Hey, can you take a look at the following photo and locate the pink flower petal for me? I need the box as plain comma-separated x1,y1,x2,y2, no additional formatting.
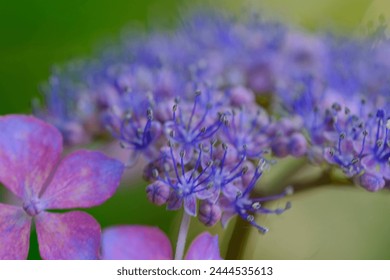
0,115,62,199
41,150,124,209
185,232,222,260
102,226,172,260
35,211,101,260
0,203,32,259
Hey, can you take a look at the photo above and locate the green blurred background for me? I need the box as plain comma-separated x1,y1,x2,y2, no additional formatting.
1,0,390,259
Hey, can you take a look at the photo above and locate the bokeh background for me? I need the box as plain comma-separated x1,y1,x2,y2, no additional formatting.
1,0,390,259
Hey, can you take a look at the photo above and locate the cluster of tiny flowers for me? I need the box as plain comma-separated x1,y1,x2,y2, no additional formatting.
36,10,390,232
276,23,390,191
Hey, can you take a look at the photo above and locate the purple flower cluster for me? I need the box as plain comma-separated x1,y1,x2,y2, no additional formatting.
36,10,390,239
277,32,390,191
36,11,299,232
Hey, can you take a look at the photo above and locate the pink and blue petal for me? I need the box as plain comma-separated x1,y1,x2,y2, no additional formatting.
185,232,222,260
40,150,124,209
35,211,101,260
0,203,32,260
0,115,62,199
102,226,172,260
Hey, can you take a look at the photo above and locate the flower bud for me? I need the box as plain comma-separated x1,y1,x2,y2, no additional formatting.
359,173,385,192
198,202,222,227
288,133,307,157
146,181,170,205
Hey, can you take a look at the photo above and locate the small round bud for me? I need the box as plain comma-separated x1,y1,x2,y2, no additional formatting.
146,181,170,206
229,86,255,106
288,133,307,157
199,202,222,227
62,122,89,146
271,138,289,158
359,173,385,192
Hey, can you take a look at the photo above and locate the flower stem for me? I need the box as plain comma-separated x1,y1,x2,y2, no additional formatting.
175,212,191,260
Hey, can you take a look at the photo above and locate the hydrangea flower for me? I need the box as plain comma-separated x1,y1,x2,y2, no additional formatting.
0,115,124,259
32,10,390,263
101,225,221,260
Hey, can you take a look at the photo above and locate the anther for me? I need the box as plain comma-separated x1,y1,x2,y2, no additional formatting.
285,186,294,196
147,108,153,120
246,215,255,222
351,158,359,164
124,111,132,121
152,169,159,178
222,143,228,151
332,103,341,112
260,228,269,234
163,163,170,172
252,202,261,209
376,109,385,119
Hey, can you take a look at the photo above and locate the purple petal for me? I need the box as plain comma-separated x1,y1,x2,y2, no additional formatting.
41,150,124,209
0,203,32,259
35,211,101,260
167,191,183,211
0,115,62,199
102,226,172,260
184,195,197,216
185,232,222,260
